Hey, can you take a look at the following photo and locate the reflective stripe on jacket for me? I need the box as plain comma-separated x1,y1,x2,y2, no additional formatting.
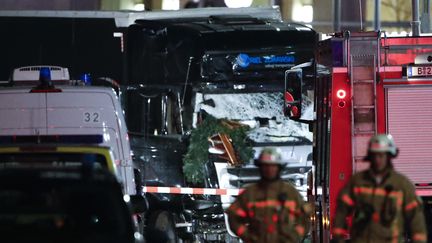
333,169,427,243
226,180,310,243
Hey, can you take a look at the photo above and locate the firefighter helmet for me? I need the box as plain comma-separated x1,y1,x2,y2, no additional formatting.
367,134,398,157
255,148,286,166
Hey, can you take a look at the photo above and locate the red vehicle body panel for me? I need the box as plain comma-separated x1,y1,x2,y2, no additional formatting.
322,35,432,239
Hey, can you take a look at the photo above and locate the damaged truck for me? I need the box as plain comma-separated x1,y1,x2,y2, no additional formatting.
122,8,317,242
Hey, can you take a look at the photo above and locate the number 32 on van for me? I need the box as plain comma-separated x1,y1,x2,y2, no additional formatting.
84,112,100,123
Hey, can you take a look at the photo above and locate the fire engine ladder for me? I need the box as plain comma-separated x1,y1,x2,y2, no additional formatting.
348,33,380,172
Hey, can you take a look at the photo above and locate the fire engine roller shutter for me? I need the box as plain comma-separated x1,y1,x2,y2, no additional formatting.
387,86,432,184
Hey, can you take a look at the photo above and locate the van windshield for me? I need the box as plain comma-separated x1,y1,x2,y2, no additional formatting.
0,153,108,170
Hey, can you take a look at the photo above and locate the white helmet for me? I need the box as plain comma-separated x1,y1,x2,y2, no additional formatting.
254,148,286,166
367,134,398,158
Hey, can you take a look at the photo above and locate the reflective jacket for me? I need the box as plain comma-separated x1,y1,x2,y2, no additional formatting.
333,168,427,243
226,179,310,243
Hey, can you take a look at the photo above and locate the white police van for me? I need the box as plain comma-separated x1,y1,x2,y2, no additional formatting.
0,66,136,195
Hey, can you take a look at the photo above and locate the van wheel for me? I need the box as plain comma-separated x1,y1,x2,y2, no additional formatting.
147,210,178,243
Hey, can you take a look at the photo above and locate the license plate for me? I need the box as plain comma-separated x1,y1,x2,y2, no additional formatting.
408,66,432,77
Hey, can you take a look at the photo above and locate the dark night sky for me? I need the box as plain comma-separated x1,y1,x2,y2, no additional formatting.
0,17,124,82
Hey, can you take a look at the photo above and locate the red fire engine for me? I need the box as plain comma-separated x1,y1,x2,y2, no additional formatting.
285,31,432,242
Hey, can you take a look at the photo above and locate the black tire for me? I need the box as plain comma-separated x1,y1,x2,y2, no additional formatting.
147,210,178,243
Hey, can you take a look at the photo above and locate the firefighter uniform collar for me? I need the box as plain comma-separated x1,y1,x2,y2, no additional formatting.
364,168,393,186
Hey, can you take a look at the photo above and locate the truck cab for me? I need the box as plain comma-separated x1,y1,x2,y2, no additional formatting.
124,9,317,241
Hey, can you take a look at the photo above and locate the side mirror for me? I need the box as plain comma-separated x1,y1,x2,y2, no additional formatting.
284,69,303,119
129,195,148,214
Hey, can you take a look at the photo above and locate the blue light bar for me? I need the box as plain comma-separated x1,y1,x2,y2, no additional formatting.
31,67,61,93
80,73,92,86
39,67,51,82
0,135,103,145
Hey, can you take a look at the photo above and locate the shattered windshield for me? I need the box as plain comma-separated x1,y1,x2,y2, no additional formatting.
194,92,313,144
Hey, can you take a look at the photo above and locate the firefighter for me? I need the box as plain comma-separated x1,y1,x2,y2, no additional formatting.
333,134,427,243
226,148,310,243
